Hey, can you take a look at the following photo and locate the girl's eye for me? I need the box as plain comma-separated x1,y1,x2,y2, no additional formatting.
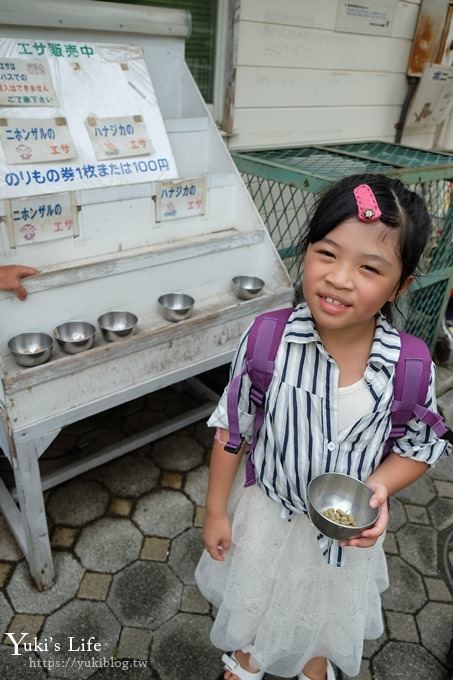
362,265,379,274
318,249,335,258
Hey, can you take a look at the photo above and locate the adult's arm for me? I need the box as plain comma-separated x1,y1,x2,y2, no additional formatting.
0,265,38,300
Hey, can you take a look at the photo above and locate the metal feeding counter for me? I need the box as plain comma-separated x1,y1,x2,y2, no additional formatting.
0,0,292,588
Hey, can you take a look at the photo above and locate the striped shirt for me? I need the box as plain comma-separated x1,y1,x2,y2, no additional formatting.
208,302,450,566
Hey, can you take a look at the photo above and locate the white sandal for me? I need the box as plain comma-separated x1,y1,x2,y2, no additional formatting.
299,659,336,680
221,652,264,680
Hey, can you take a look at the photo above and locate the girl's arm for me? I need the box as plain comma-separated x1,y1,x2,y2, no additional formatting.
340,453,428,549
342,362,450,549
368,452,429,496
203,428,246,561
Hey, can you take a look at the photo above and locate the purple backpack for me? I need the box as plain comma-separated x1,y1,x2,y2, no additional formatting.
225,307,450,486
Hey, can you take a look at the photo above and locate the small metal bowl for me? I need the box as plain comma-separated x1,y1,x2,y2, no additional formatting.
232,276,265,300
54,321,96,354
8,332,53,368
97,311,138,342
307,472,379,541
158,293,194,322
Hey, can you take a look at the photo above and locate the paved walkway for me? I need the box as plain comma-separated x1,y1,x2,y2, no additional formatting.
0,363,452,680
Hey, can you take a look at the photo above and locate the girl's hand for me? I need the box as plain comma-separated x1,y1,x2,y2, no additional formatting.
203,511,232,561
339,481,389,549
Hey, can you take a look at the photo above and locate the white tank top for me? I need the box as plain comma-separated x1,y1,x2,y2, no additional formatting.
338,378,374,431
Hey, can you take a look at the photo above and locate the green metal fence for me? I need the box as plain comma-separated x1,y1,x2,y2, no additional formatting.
233,142,453,350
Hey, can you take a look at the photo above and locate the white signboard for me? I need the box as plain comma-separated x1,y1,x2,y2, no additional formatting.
0,39,177,198
406,65,453,128
0,57,58,107
336,0,397,36
0,116,75,164
85,114,153,160
155,177,207,222
7,191,78,246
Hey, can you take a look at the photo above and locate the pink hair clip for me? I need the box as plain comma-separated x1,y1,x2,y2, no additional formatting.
353,184,382,222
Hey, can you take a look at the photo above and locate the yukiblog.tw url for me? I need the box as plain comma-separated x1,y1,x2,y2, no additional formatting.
29,656,149,671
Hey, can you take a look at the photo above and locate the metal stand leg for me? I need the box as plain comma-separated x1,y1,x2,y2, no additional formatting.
9,435,58,590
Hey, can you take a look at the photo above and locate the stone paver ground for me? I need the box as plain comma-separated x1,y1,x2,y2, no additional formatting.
0,363,452,680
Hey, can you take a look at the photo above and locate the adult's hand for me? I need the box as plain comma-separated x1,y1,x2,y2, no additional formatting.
0,265,38,300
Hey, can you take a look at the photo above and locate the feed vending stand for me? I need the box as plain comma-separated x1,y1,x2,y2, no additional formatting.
0,0,292,589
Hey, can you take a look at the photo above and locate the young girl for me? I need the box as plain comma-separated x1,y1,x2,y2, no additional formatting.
195,174,451,680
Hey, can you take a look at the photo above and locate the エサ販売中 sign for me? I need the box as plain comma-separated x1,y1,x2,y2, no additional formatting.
0,38,177,198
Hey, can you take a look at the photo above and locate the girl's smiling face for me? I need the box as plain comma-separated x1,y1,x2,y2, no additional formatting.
302,217,405,339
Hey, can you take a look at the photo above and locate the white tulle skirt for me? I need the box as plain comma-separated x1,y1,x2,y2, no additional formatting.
195,475,388,678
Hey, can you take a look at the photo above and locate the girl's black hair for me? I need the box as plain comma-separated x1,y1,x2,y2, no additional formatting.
299,173,432,321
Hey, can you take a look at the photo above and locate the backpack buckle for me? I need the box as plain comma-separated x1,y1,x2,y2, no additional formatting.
224,438,243,454
250,386,265,407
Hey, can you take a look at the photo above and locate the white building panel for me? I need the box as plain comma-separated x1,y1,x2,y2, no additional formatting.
228,0,438,150
229,105,402,150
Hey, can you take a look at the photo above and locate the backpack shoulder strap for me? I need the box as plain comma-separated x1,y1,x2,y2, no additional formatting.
246,307,294,406
389,331,447,443
225,307,293,454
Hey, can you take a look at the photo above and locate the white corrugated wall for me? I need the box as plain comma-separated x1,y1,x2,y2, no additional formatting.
226,0,442,150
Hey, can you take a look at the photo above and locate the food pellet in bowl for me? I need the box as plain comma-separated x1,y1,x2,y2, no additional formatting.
322,507,357,526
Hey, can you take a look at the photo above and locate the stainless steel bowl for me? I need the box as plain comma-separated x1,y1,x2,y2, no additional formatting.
8,332,53,367
97,311,138,342
307,472,379,541
54,321,96,354
232,275,265,300
158,293,194,322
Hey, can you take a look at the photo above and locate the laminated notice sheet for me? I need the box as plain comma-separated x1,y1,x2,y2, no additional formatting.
0,38,177,198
